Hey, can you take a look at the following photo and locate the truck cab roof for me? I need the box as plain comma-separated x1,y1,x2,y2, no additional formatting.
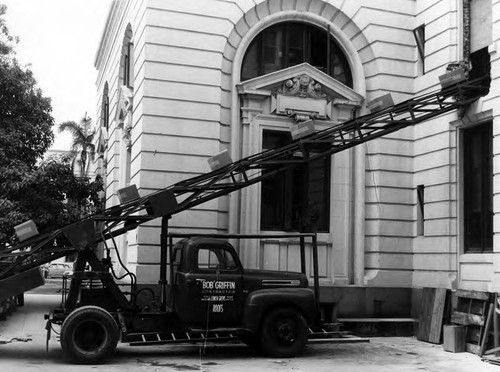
173,237,243,274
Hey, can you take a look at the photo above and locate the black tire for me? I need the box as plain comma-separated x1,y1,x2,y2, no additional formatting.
260,307,308,358
60,305,119,364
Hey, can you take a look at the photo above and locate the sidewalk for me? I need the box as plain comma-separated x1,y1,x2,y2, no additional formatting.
0,293,68,369
0,293,499,371
0,293,60,342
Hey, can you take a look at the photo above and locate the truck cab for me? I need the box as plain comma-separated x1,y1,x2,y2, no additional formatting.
171,237,319,356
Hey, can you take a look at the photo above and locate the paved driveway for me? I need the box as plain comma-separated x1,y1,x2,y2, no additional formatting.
0,294,498,372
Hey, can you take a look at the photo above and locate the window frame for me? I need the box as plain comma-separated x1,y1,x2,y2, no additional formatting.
463,122,493,253
260,129,331,232
101,83,109,130
194,245,240,273
416,185,425,236
413,24,425,76
241,21,352,87
123,41,133,88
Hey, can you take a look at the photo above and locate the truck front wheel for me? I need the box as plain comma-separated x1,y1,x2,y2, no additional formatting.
260,307,307,358
60,305,119,364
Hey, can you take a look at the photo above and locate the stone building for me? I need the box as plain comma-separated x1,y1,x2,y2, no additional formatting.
93,0,496,317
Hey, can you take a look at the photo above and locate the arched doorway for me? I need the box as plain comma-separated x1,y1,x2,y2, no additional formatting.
233,19,364,285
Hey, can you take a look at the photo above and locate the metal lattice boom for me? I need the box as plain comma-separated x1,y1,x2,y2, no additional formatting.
0,76,489,282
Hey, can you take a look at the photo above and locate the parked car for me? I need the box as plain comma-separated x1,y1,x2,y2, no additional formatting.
45,263,73,278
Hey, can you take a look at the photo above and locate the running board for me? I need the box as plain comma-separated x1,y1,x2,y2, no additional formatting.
125,330,240,346
125,324,369,347
308,334,370,344
308,323,369,343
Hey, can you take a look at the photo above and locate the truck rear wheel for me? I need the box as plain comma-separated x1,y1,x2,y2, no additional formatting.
60,305,119,364
260,307,307,358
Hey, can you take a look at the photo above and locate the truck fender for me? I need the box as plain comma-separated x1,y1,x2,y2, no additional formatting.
242,287,316,333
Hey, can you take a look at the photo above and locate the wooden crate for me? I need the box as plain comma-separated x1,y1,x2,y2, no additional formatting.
450,289,491,354
443,325,466,352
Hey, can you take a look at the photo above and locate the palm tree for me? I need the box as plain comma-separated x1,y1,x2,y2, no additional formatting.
58,113,96,177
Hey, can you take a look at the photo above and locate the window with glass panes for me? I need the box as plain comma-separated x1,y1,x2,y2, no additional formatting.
463,122,493,253
101,83,109,130
260,130,330,232
241,22,352,87
123,42,133,88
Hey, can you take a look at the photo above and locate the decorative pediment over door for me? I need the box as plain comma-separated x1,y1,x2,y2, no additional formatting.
237,63,364,123
234,64,363,285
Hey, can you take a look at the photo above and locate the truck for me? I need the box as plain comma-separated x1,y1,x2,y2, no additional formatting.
0,68,489,364
51,232,325,363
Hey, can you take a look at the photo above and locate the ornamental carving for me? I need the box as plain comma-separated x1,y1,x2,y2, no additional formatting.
116,85,134,149
279,74,327,99
116,85,134,127
123,122,132,149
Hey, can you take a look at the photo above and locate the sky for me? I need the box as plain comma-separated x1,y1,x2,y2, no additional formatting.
2,0,113,150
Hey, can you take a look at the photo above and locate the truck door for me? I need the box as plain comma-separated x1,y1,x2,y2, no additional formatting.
176,242,243,327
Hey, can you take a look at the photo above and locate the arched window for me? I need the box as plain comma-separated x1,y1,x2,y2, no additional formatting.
120,25,134,88
101,82,109,130
241,22,352,87
123,40,133,88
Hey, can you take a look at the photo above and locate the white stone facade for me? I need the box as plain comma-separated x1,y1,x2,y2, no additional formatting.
93,0,499,294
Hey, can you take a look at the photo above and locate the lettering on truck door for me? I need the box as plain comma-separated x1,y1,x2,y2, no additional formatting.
185,243,243,326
